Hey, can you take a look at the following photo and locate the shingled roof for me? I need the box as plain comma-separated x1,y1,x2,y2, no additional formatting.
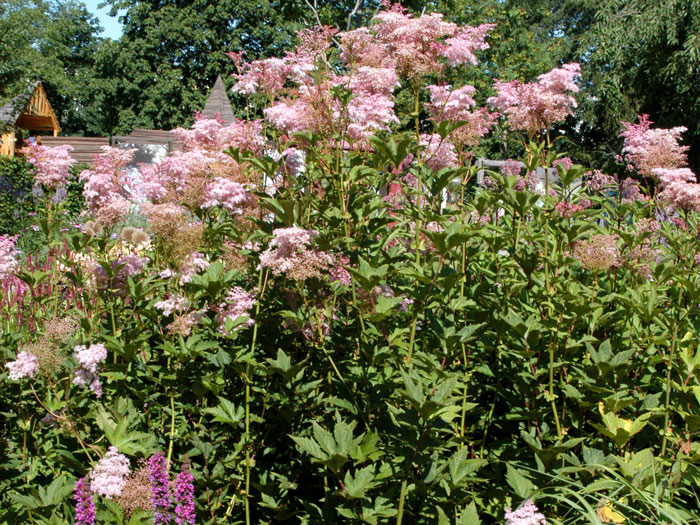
0,82,38,124
201,75,236,124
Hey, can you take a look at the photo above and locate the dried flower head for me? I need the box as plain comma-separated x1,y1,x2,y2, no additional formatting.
44,316,79,344
116,463,153,520
573,234,620,272
144,203,204,268
25,340,66,376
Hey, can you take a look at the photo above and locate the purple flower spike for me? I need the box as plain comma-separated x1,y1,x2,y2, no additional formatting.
148,452,172,524
174,463,196,525
73,477,95,525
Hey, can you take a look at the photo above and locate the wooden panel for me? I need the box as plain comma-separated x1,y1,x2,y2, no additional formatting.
0,132,16,156
16,114,56,132
20,83,60,134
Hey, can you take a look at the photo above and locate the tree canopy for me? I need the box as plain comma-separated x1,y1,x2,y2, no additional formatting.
2,0,698,168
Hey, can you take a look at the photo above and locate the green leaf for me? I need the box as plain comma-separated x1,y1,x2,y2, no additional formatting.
457,501,481,525
506,464,536,499
201,397,245,427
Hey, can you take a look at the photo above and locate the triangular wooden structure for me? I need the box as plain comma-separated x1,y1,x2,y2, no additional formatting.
1,81,61,156
201,75,236,124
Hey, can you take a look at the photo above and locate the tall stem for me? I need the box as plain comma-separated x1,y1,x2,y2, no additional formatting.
244,268,265,525
661,309,681,456
166,391,175,468
548,312,565,440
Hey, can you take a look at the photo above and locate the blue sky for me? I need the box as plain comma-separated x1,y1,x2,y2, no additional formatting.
82,0,124,40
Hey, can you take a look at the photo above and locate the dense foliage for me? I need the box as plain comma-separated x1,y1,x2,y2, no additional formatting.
4,0,700,169
0,0,105,135
2,3,700,524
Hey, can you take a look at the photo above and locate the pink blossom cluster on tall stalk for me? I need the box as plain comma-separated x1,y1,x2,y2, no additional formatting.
488,63,581,137
232,3,494,149
0,234,19,279
24,143,75,189
425,84,497,151
619,114,688,177
620,115,699,212
79,146,136,227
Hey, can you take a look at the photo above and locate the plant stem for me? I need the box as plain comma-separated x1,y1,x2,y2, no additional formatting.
244,267,265,525
549,311,565,440
661,322,680,456
396,480,408,525
167,391,175,468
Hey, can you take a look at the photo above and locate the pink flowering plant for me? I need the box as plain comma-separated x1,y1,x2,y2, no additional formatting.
3,3,700,524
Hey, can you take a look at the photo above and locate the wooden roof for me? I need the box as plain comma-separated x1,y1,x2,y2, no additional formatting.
113,128,183,152
201,75,236,124
0,82,60,134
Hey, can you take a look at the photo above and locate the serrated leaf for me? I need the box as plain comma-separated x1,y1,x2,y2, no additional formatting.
506,464,536,498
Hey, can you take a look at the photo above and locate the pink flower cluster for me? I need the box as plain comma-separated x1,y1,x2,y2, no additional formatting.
420,134,459,171
620,178,647,204
504,499,548,525
555,199,590,218
24,143,75,189
6,350,39,381
232,56,290,96
73,343,107,397
259,227,331,280
149,451,172,524
264,76,400,143
370,3,493,76
218,286,256,335
0,234,19,279
443,23,496,66
426,84,476,119
552,157,573,171
619,114,688,177
657,177,700,212
174,467,196,525
80,146,135,224
138,157,190,203
329,254,352,286
90,446,131,499
231,26,335,97
501,159,522,177
584,170,616,193
488,63,581,136
425,85,496,149
172,114,265,154
244,3,492,146
618,116,699,211
154,295,188,316
201,177,249,213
